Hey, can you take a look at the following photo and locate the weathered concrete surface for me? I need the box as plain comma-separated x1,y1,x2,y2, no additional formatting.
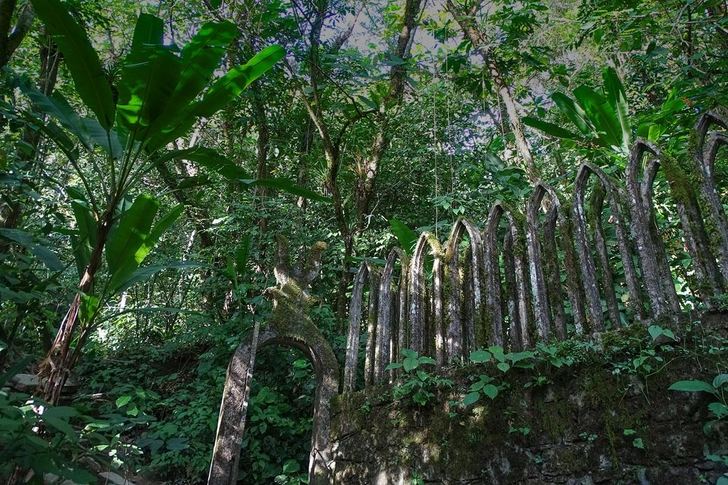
331,321,728,484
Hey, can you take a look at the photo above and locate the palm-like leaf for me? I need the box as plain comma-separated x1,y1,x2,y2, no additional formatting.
30,0,115,130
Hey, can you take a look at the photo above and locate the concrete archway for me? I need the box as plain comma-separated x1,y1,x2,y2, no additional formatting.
208,240,339,485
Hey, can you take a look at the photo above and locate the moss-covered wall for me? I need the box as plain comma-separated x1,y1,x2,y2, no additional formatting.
330,316,728,484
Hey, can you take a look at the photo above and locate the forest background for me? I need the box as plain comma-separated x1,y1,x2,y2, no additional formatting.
0,0,727,483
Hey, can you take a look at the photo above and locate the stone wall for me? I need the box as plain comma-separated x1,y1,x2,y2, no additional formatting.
330,320,728,484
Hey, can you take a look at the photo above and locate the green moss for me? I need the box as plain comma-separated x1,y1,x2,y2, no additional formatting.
603,410,620,469
534,392,569,441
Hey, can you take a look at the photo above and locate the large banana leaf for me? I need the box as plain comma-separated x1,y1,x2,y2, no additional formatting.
153,147,332,202
116,45,182,140
389,219,418,255
106,199,184,293
145,45,285,152
131,12,164,50
105,195,159,292
602,67,631,150
193,45,285,118
30,0,115,130
154,146,248,179
67,187,98,276
551,92,592,136
522,116,580,140
106,198,184,293
573,86,621,149
84,119,123,158
169,22,238,111
136,204,184,272
143,21,237,145
19,83,93,150
0,228,63,271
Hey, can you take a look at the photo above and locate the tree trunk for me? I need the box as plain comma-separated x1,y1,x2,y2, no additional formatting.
0,0,33,67
38,205,115,404
446,0,539,182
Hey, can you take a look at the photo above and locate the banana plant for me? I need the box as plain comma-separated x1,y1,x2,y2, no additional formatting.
523,67,631,155
23,0,290,404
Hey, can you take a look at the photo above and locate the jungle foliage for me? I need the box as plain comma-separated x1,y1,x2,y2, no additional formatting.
0,0,727,483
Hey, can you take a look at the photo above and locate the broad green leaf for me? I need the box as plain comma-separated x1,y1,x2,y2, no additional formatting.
165,437,189,451
154,148,329,201
282,458,300,474
648,324,663,341
29,243,64,271
483,384,499,400
108,202,182,293
403,356,419,372
385,362,403,370
573,85,621,149
42,120,79,160
20,83,93,150
59,467,95,485
419,356,437,366
71,200,97,259
470,349,492,363
713,374,728,389
497,362,510,373
149,21,238,137
117,45,182,140
84,119,123,159
115,395,132,407
156,146,249,179
69,191,96,276
30,0,115,130
118,14,177,140
0,229,63,271
389,219,418,255
506,351,534,363
79,293,100,325
235,237,251,278
44,406,79,418
668,380,715,393
358,95,378,110
489,346,505,362
463,391,480,406
523,116,581,140
43,415,77,440
131,13,163,51
470,381,485,392
193,44,285,118
551,92,591,135
709,402,728,419
602,67,631,150
135,204,183,267
105,195,160,290
402,348,418,358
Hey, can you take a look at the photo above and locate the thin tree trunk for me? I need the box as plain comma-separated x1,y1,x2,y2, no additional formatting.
299,0,423,325
0,0,33,67
38,203,116,404
446,0,539,182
